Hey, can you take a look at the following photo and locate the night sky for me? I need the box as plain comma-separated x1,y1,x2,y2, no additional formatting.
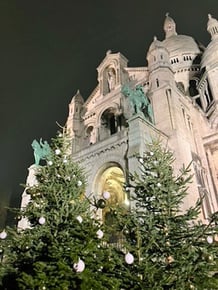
0,0,218,226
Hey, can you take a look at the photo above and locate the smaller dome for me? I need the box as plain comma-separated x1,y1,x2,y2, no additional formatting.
162,35,201,56
201,14,218,68
148,36,163,52
71,89,84,103
207,14,218,40
201,40,218,69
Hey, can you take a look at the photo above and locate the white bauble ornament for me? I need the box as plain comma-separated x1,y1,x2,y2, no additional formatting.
207,236,213,244
76,215,83,223
151,172,158,177
96,229,104,239
73,258,85,273
207,255,213,262
55,149,61,155
0,230,7,240
139,158,143,163
77,180,82,187
125,252,134,264
102,191,110,200
150,151,154,156
39,217,46,225
47,161,53,166
157,183,161,187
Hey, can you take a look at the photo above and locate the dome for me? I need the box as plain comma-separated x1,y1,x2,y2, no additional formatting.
162,14,201,57
201,40,218,68
207,14,218,37
201,14,218,68
162,35,201,56
148,36,164,52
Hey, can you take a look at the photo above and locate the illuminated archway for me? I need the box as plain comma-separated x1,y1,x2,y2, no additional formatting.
94,164,129,218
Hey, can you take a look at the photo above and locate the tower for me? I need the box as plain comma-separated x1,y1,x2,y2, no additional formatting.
66,90,84,152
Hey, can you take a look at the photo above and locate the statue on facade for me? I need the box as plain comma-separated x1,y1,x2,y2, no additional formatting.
31,138,51,165
121,84,154,123
107,67,116,91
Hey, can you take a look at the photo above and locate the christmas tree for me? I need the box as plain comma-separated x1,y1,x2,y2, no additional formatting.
0,132,127,290
1,135,218,289
114,139,218,289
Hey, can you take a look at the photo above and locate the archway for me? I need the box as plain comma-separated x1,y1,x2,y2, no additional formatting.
100,108,118,140
95,164,129,243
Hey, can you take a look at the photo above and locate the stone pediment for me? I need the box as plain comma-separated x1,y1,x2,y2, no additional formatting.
97,50,128,73
85,84,100,107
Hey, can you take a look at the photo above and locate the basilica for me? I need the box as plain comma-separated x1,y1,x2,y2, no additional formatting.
65,14,218,220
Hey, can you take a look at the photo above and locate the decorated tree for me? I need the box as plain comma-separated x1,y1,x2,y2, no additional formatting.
0,132,129,290
113,139,218,289
1,134,218,290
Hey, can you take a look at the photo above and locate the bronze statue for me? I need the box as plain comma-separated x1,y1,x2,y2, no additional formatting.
31,138,51,165
121,84,154,123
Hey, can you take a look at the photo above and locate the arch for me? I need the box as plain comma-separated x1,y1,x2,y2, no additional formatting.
84,125,96,145
189,79,198,97
97,102,120,124
98,106,120,140
93,162,129,217
93,163,129,243
99,60,119,95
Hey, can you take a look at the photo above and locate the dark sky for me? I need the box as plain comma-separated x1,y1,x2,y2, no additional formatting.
0,0,218,226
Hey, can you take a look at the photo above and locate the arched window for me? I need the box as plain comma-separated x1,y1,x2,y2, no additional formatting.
189,79,198,97
100,108,118,140
86,126,95,145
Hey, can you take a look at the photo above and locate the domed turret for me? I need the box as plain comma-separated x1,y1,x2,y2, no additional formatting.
163,14,201,56
201,14,218,69
207,14,218,40
161,14,203,93
148,36,163,52
147,36,171,69
66,89,84,137
146,36,174,90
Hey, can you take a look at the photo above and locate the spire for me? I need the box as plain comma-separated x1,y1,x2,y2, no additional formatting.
163,13,177,39
207,13,218,40
70,89,84,104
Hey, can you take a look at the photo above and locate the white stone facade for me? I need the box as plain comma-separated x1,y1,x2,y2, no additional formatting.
65,14,218,220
